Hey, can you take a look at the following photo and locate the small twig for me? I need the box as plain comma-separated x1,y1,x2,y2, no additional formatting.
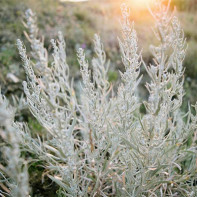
0,183,10,194
89,129,94,152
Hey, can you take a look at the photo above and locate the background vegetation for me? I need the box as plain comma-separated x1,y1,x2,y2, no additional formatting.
1,0,197,104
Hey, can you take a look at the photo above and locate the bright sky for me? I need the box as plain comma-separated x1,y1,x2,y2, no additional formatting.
60,0,88,2
130,0,154,8
59,0,155,10
60,0,154,8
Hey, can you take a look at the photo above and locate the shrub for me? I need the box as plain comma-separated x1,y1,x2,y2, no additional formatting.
0,0,197,196
0,89,29,197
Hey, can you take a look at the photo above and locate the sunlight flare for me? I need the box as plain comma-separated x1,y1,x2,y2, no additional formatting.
130,0,154,8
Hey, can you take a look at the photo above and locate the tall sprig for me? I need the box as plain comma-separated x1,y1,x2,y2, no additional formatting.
18,9,82,195
115,3,142,132
0,91,29,197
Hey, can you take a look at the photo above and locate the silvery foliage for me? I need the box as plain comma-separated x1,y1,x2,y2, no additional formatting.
1,0,196,196
115,1,197,196
0,90,29,197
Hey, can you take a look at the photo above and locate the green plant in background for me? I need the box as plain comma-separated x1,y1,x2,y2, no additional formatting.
1,0,197,105
171,0,197,11
0,0,197,196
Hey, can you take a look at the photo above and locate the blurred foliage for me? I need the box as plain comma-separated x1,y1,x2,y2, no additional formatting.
28,161,58,197
0,0,196,108
0,0,197,131
108,71,118,82
185,41,197,79
171,0,197,11
28,117,45,136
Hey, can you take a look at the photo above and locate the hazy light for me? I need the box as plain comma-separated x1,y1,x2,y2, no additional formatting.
60,0,89,2
130,0,153,8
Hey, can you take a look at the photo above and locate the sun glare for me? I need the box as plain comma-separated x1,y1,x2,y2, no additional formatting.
130,0,153,8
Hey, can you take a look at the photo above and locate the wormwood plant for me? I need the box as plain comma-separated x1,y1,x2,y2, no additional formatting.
0,0,197,196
